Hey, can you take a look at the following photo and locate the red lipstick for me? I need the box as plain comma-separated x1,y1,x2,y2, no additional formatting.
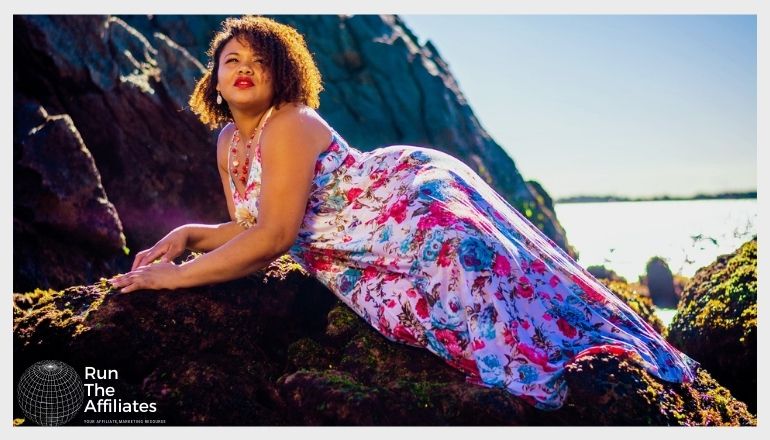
234,76,254,88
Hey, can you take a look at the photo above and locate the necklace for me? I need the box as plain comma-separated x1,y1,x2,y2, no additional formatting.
230,106,274,186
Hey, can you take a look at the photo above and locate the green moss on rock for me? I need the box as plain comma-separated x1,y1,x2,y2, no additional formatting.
558,352,755,426
12,248,758,426
667,237,756,413
286,337,334,371
277,369,383,425
13,285,109,344
325,303,365,341
259,254,308,280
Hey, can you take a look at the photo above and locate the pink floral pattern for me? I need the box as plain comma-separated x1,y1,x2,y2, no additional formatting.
230,129,699,410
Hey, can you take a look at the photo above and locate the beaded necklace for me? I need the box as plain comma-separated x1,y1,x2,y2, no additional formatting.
230,106,274,187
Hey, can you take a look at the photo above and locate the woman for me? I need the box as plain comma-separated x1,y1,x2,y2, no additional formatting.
110,16,699,410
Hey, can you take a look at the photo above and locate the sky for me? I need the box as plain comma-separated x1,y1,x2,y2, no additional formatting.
400,15,757,200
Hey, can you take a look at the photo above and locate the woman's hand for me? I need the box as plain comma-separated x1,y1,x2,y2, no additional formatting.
109,262,181,293
131,227,189,270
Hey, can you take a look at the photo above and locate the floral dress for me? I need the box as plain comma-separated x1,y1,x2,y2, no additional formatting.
230,127,699,410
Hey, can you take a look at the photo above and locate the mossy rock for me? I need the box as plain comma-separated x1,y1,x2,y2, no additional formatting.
277,369,384,425
286,337,335,371
325,303,366,342
552,352,755,426
13,254,757,425
667,237,756,413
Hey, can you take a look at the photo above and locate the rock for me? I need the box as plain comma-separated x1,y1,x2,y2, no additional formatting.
13,257,336,426
586,265,627,283
14,15,227,292
14,15,226,281
13,217,129,294
13,259,755,426
141,356,284,425
278,369,385,425
15,105,125,252
667,238,757,413
644,257,678,308
120,15,229,64
149,32,208,113
555,352,755,426
14,96,128,291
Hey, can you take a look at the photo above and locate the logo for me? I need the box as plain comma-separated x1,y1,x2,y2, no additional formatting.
17,360,84,426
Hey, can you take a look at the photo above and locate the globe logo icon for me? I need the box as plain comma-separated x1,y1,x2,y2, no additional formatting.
17,360,84,426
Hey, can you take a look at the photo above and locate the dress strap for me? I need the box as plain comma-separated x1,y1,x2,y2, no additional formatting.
256,106,274,144
255,106,274,161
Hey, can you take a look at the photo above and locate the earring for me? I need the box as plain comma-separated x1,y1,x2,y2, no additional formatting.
216,92,223,105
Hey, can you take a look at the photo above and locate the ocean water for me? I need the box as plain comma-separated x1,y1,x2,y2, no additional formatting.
553,199,756,282
553,199,756,327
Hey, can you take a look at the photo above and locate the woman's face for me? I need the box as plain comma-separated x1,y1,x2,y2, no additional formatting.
216,37,274,111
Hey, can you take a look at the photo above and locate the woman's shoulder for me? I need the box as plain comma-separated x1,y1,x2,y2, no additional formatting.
218,122,237,143
216,122,236,166
265,103,333,154
270,102,326,127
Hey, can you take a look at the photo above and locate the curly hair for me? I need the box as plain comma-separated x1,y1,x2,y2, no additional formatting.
189,16,323,129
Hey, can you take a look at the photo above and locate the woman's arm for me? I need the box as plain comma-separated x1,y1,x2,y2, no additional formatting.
217,122,238,221
131,222,243,270
183,221,246,253
111,106,330,292
175,223,293,288
175,109,322,287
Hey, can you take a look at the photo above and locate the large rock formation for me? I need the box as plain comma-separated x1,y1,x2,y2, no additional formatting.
14,15,222,292
14,95,129,289
667,237,757,413
13,257,755,426
14,14,573,292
